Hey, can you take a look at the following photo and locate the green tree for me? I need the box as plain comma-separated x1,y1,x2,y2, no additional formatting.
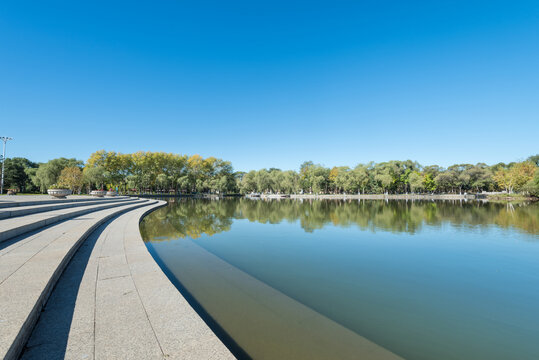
527,154,539,167
524,168,539,196
423,173,437,192
2,157,38,193
332,167,350,193
465,164,493,192
83,166,106,191
408,172,424,193
508,161,537,192
435,171,457,193
299,161,315,193
240,171,257,193
32,158,83,193
352,164,371,194
255,169,270,193
156,173,168,190
374,163,393,193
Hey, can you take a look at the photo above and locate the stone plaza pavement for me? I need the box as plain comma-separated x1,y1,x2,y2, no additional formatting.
0,195,234,360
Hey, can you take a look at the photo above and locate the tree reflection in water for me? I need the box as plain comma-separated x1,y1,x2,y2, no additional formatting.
140,198,538,242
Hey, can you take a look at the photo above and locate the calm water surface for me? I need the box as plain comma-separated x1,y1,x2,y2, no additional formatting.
140,199,539,360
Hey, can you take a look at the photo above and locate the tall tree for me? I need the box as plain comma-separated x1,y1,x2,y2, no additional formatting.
527,154,539,167
2,157,38,193
32,158,83,192
58,166,84,193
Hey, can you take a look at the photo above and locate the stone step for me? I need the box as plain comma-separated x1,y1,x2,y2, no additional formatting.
0,198,140,244
0,199,159,360
0,195,131,209
0,198,149,283
21,201,235,360
0,197,134,220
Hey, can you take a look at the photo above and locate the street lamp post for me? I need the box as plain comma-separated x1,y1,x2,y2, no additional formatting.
1,136,13,195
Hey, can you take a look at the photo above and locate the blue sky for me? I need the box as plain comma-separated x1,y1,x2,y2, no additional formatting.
1,1,538,171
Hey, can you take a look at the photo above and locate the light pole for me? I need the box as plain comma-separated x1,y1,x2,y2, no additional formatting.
1,136,13,195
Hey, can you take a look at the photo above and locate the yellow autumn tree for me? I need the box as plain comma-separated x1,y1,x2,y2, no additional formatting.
509,162,537,192
58,166,84,194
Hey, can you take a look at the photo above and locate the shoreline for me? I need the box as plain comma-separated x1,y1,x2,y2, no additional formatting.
255,194,538,202
287,194,481,200
135,193,538,202
4,193,532,203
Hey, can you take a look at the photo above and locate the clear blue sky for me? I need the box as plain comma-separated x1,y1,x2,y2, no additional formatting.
1,1,538,172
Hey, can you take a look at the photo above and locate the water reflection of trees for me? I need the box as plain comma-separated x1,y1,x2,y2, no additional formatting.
140,199,538,241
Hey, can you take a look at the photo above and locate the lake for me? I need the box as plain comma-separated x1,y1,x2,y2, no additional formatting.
140,198,539,360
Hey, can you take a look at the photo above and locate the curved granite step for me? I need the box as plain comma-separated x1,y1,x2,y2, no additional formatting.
0,197,139,244
0,199,158,360
21,201,235,360
0,197,134,220
0,195,130,209
0,199,150,284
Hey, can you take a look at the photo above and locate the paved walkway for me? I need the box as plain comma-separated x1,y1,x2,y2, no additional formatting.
22,204,234,359
0,197,233,359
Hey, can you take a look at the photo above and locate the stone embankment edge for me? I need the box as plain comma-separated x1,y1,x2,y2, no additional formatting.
5,200,155,360
136,200,168,226
133,201,236,359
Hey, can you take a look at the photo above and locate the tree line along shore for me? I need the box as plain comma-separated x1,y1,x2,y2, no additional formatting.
1,150,538,198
